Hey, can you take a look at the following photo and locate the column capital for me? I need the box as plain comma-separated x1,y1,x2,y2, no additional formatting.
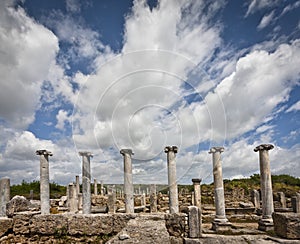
209,147,224,154
79,151,93,157
36,150,53,156
120,149,134,156
164,146,178,153
254,144,274,152
192,178,202,184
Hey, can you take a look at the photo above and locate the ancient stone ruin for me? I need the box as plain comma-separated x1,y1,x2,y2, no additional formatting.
0,144,299,243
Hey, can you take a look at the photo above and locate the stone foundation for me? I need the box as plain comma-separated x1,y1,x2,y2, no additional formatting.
273,212,300,239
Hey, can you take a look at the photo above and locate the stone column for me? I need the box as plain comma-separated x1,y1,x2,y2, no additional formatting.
108,186,116,213
277,192,286,208
150,184,157,213
192,178,202,209
209,147,230,231
75,175,80,195
251,189,260,209
188,206,202,238
79,151,93,214
0,177,10,217
94,179,98,195
68,183,78,213
164,146,179,214
254,144,274,231
36,150,52,215
120,149,134,213
100,180,103,196
291,193,300,213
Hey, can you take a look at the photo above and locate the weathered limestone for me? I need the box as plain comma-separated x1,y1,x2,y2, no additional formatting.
79,151,93,214
120,149,134,213
254,144,274,231
150,184,157,213
164,146,179,214
6,195,30,217
68,183,78,213
209,147,231,231
100,180,104,196
192,178,202,209
94,179,98,195
188,206,202,238
273,212,300,239
251,189,260,209
141,193,146,207
36,150,53,215
277,192,286,208
0,178,10,217
291,193,300,213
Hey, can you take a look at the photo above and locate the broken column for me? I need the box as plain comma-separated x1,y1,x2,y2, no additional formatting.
188,206,202,238
291,193,300,213
277,192,286,208
107,186,116,213
75,175,80,195
251,189,260,209
0,177,10,217
120,149,134,213
94,179,98,195
192,178,202,209
209,147,230,231
79,151,92,214
36,150,53,215
68,183,78,213
164,146,179,213
254,144,274,231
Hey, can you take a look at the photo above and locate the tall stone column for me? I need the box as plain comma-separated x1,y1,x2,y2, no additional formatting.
0,177,10,217
120,149,134,213
209,147,230,231
192,178,202,209
165,146,179,214
68,183,78,213
36,150,52,215
254,144,274,231
79,152,92,214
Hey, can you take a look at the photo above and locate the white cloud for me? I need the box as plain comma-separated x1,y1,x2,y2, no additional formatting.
55,109,71,130
280,1,300,16
0,2,59,129
257,11,275,30
245,0,279,16
66,0,81,13
286,100,300,113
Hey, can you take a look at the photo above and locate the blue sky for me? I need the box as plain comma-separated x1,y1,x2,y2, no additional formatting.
0,0,299,185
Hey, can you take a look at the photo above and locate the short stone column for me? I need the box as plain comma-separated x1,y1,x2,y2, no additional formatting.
120,149,134,213
0,177,10,217
291,193,300,213
94,179,98,195
108,186,116,213
192,178,202,209
209,147,230,231
188,206,202,238
165,146,179,214
251,189,260,209
75,175,80,195
141,192,146,207
277,192,286,208
68,183,78,213
150,184,157,213
36,150,53,215
254,144,274,231
79,151,93,214
100,180,103,196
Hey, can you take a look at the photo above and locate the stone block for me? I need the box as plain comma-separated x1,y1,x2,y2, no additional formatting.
6,195,30,217
0,218,13,237
165,213,187,237
13,214,32,234
273,212,300,239
30,214,67,235
188,206,201,238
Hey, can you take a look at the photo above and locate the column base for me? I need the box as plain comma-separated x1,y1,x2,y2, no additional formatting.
212,219,232,232
258,218,274,231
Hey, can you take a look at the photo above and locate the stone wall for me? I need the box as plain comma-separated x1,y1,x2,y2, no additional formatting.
0,212,187,243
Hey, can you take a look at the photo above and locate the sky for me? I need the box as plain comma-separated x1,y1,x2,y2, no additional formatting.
0,0,299,186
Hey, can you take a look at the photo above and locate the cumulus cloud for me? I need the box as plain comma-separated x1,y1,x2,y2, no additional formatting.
0,1,59,129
